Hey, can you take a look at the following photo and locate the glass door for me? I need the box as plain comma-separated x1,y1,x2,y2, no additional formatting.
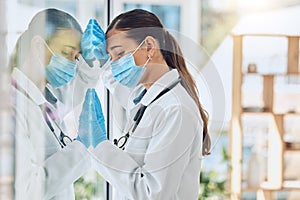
1,0,110,199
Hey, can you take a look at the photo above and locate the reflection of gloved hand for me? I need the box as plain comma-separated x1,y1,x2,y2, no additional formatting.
81,19,109,67
77,88,107,148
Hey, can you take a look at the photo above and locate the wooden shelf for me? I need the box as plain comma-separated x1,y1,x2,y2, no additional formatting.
260,180,300,191
260,181,282,190
285,142,300,151
283,112,300,116
283,181,300,190
241,108,300,115
230,34,300,200
242,107,271,113
243,72,300,76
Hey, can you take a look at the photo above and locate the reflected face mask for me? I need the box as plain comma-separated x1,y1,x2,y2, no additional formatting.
43,42,77,88
110,40,150,88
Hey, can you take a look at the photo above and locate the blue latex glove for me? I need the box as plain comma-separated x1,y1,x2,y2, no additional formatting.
77,88,107,148
81,19,109,67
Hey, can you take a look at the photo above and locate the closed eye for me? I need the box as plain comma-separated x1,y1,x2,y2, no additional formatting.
110,51,125,61
61,50,70,56
117,51,125,57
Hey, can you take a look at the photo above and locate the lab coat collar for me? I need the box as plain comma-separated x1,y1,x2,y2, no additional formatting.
140,69,180,106
11,68,47,106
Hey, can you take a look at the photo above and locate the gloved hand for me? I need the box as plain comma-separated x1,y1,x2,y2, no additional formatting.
77,88,107,148
81,19,109,67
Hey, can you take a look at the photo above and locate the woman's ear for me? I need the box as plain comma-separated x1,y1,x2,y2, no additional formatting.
31,35,47,64
31,35,45,52
144,36,156,56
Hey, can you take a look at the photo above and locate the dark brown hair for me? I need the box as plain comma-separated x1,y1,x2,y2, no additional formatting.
107,9,210,156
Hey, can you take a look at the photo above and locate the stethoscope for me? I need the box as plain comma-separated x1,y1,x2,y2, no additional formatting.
113,77,182,150
42,105,73,148
43,86,73,148
12,79,72,149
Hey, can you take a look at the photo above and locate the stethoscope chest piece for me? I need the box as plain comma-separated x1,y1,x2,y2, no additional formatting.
60,132,73,146
113,133,130,150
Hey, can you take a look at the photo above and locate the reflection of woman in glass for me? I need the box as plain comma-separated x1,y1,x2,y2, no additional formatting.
10,8,95,199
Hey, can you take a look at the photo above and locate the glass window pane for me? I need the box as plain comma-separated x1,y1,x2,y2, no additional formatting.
124,4,181,31
4,0,108,199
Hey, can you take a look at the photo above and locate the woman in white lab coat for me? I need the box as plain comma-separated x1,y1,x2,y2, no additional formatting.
10,8,95,199
78,9,211,199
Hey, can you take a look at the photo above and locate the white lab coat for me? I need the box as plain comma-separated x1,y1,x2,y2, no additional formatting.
12,68,92,200
92,69,203,199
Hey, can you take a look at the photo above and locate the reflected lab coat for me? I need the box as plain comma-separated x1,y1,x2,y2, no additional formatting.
12,57,100,200
92,68,203,200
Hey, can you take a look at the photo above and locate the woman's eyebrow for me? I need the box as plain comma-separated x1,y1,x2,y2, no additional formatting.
110,45,122,51
63,45,76,50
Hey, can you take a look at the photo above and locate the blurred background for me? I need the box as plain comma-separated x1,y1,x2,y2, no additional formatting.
1,0,300,199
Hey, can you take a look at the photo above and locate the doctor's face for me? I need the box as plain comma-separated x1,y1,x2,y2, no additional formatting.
44,29,82,65
106,30,148,65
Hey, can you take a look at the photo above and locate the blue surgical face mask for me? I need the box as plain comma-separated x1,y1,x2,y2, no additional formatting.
110,40,151,88
43,41,77,88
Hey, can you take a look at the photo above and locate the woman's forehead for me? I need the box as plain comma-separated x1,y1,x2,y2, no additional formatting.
106,29,124,39
106,30,127,45
50,29,81,48
106,30,139,51
54,28,81,38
